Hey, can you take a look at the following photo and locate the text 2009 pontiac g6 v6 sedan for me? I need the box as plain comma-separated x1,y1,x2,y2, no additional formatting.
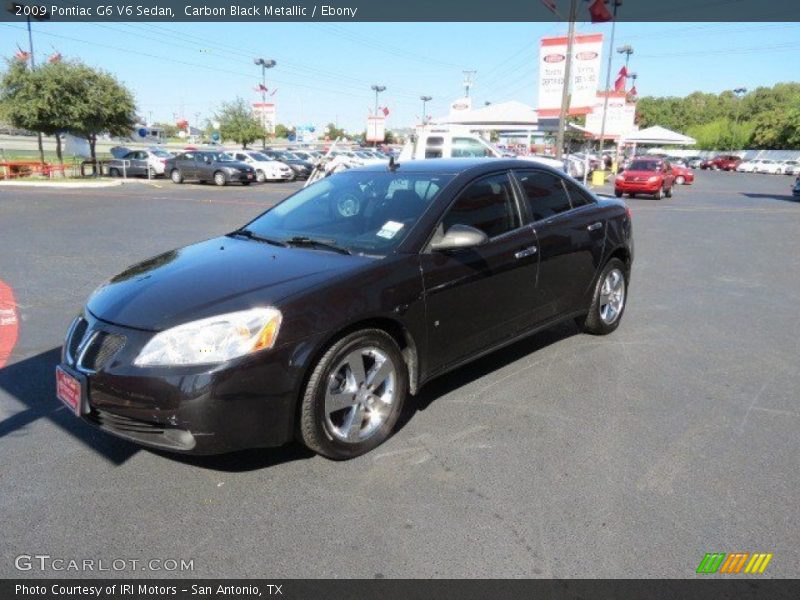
57,159,633,460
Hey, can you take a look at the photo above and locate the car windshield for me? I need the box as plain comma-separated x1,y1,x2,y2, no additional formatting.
242,170,454,256
152,150,172,158
629,160,661,171
280,152,300,160
248,152,271,161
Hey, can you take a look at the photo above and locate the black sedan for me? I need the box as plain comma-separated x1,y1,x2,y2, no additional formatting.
165,150,256,186
56,159,633,459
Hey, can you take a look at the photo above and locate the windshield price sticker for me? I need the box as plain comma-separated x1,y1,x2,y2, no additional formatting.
376,221,404,239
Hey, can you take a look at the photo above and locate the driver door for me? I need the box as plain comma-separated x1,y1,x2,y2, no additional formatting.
420,172,540,374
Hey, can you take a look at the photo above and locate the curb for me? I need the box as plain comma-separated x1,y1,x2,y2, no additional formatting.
0,179,124,189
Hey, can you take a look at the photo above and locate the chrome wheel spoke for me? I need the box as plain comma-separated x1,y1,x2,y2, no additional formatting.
344,404,366,441
344,350,367,385
366,358,393,390
599,268,625,325
325,389,356,414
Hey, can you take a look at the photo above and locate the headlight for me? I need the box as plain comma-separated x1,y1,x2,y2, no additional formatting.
134,307,282,367
648,175,659,183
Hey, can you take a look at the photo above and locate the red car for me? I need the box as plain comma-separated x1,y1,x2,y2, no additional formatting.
700,155,741,171
671,164,695,185
615,158,676,200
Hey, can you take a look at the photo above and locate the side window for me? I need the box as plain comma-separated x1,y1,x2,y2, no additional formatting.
425,136,443,159
515,170,572,222
452,137,492,158
236,153,247,161
563,179,594,208
183,152,195,161
441,173,519,239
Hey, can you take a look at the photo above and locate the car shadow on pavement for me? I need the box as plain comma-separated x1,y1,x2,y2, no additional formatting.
741,192,800,203
149,443,315,473
399,320,580,428
0,347,140,465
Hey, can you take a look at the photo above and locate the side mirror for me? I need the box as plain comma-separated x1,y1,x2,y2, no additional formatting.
430,224,489,252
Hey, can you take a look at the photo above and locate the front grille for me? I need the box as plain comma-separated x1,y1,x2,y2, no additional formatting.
65,317,126,372
87,408,167,435
80,332,126,371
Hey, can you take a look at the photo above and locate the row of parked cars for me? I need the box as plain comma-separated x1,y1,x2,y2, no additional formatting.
106,146,394,186
694,154,800,175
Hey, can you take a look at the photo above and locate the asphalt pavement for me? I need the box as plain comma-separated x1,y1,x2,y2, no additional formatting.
0,171,798,578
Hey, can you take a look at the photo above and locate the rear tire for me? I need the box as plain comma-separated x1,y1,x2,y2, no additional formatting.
109,168,120,178
213,171,227,186
299,329,408,460
241,181,251,186
256,170,266,183
170,169,183,184
579,258,628,336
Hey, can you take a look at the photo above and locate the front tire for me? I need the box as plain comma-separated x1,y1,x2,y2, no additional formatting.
170,169,183,184
614,190,623,198
256,170,266,183
213,171,227,186
299,329,408,460
579,258,628,336
109,167,120,178
654,186,663,200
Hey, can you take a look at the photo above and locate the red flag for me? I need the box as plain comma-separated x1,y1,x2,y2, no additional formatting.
381,107,390,117
48,52,62,63
629,85,638,97
14,46,30,61
614,73,626,92
270,89,277,96
541,0,558,12
618,65,628,78
253,83,267,93
588,0,613,23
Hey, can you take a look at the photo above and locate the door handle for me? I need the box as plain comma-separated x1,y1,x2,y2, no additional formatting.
514,246,538,259
587,221,604,231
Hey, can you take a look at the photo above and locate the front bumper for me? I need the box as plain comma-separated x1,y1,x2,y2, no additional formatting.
58,312,314,454
615,180,662,194
228,170,256,183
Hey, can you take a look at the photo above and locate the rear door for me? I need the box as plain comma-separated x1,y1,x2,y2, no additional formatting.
420,171,540,372
513,169,606,320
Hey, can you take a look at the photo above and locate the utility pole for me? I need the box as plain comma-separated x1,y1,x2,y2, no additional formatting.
732,87,747,152
462,71,476,98
254,57,276,149
598,2,625,161
420,95,432,125
555,0,577,160
371,84,386,147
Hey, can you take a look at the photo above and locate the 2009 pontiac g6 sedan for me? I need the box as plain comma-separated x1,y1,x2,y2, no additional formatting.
57,159,633,460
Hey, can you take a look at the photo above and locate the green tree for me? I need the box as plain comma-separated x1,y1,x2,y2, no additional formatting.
274,123,294,140
324,122,345,140
214,98,264,149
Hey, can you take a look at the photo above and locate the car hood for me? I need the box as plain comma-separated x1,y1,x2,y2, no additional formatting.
87,236,372,331
622,170,661,178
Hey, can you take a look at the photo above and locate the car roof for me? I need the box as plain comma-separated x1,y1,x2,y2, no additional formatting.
347,157,542,175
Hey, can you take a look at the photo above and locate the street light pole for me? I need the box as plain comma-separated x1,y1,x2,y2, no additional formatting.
254,57,276,149
420,95,432,126
371,84,386,147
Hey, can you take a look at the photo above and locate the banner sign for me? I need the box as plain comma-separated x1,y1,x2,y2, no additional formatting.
252,102,276,134
584,91,637,139
537,33,603,117
366,115,385,142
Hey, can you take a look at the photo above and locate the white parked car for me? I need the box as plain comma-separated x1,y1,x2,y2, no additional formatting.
755,159,782,174
736,159,762,173
225,151,295,182
779,160,799,175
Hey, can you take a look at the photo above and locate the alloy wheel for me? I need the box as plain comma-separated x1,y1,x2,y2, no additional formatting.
324,347,397,443
599,268,626,325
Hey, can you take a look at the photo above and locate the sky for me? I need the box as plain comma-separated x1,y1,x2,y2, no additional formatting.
1,21,798,132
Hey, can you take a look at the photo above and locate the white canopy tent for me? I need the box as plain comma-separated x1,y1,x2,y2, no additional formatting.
621,125,696,146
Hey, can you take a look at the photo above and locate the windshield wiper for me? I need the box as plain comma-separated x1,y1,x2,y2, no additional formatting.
229,229,286,247
284,236,352,255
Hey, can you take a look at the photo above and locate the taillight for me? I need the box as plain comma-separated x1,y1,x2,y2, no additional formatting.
626,206,632,220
